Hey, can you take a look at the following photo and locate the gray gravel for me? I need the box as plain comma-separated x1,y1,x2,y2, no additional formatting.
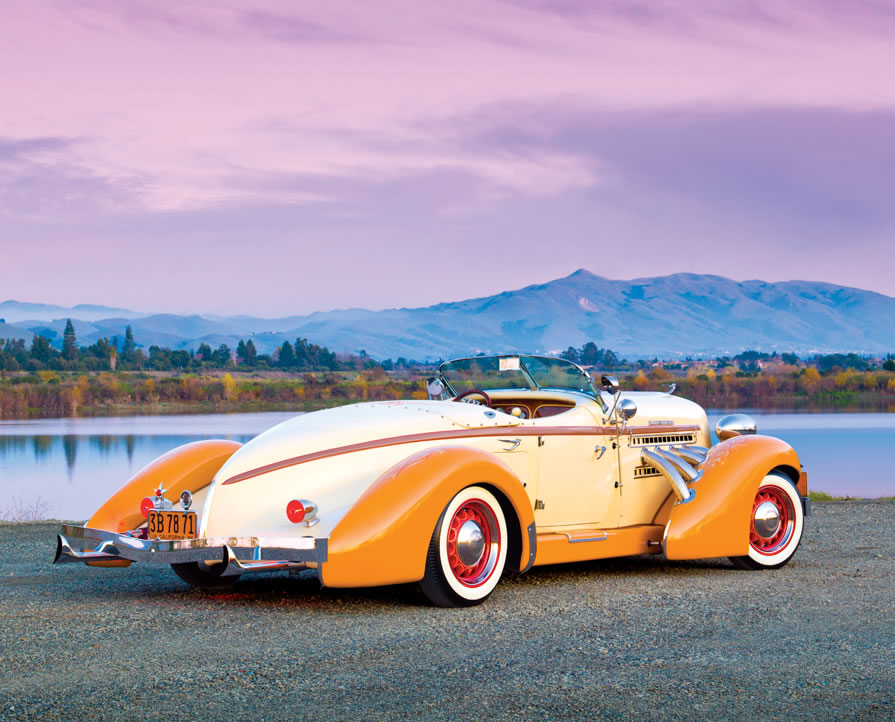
1,502,893,720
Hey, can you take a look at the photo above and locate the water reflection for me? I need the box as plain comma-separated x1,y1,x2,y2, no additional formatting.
0,412,297,520
0,410,893,520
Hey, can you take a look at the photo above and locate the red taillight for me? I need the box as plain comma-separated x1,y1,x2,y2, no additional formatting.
140,497,155,519
286,500,305,524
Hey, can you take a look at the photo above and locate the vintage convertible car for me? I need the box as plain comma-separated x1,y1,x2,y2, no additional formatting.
55,355,809,607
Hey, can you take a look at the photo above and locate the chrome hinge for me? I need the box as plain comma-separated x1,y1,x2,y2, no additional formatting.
534,499,545,510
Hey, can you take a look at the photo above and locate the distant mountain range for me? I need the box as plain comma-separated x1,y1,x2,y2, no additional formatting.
2,270,895,359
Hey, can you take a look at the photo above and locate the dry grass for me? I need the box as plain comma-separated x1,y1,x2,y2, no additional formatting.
0,495,54,522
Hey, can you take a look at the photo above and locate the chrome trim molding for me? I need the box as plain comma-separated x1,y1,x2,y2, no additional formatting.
561,532,608,544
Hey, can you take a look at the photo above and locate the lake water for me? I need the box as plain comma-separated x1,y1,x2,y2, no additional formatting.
0,410,893,520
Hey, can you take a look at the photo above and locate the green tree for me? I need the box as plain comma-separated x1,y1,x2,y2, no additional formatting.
236,340,248,365
62,319,78,362
121,325,137,367
217,344,232,366
30,334,55,363
278,341,295,367
245,340,257,367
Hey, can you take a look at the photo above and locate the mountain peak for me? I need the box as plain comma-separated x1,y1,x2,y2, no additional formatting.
1,274,893,359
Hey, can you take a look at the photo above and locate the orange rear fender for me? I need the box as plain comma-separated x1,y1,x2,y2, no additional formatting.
322,446,534,588
86,439,243,533
664,435,800,560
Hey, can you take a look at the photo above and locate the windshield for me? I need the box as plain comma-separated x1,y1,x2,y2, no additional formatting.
439,357,536,394
440,355,597,397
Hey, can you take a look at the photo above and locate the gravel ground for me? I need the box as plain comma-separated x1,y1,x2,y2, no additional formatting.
0,502,893,721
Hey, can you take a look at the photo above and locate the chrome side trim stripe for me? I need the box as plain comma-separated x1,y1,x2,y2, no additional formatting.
221,424,701,486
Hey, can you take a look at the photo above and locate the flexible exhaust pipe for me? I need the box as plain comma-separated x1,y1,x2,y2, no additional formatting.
641,449,695,504
654,448,703,483
672,445,707,466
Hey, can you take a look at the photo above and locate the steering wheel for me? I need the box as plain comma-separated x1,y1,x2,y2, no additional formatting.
453,389,492,407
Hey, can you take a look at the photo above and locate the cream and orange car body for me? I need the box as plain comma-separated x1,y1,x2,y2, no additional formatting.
56,355,808,606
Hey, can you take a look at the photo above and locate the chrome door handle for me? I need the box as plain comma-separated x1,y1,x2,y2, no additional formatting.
594,445,606,459
499,438,522,451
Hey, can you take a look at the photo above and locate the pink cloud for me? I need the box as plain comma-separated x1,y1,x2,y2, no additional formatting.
2,0,894,215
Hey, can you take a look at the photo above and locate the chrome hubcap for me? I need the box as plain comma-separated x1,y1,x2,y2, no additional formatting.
753,501,781,539
456,520,485,566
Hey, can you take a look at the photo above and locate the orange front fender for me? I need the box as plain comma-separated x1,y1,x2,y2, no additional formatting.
87,439,242,534
664,435,800,560
321,446,534,588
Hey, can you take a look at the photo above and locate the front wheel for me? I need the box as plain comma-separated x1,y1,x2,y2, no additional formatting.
729,473,804,570
420,486,508,607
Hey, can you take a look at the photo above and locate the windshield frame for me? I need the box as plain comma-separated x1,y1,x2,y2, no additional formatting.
438,354,607,411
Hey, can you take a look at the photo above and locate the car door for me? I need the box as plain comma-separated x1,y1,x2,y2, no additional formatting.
530,407,619,530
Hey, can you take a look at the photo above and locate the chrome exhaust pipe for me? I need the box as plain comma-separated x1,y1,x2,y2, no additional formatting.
641,449,695,504
654,448,703,483
673,445,706,466
219,545,309,577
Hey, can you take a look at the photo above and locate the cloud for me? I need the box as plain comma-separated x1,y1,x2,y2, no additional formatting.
238,11,368,45
3,1,895,311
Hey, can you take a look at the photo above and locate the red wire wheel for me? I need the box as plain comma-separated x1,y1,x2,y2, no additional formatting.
444,500,500,587
730,474,804,570
749,486,794,555
421,485,508,607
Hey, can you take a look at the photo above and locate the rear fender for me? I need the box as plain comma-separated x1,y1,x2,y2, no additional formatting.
322,446,534,588
87,440,243,534
664,435,800,560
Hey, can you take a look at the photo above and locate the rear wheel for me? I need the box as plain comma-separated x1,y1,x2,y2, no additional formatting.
420,486,508,607
171,561,237,588
729,474,804,570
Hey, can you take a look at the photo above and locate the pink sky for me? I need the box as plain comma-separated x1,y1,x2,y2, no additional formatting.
2,0,895,315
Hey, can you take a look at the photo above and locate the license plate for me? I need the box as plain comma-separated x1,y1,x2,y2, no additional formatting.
147,510,197,540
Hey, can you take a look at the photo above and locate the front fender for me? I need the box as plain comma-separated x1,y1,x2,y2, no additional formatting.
321,446,534,588
664,435,800,560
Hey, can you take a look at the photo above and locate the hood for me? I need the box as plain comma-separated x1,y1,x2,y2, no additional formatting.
620,391,709,433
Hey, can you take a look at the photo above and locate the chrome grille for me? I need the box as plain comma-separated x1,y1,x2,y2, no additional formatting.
630,433,696,447
633,465,662,478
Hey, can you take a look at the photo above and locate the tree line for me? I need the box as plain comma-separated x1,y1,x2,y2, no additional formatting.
0,321,380,373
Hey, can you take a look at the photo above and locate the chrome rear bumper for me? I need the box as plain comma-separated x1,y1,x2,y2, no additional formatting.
54,524,328,577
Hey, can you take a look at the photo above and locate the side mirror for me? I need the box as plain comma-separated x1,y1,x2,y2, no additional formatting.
426,377,445,400
618,398,637,422
601,375,619,395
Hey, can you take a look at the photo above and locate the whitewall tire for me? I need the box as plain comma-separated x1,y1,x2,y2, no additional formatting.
730,473,804,570
420,486,508,607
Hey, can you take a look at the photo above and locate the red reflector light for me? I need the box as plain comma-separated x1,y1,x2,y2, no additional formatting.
140,497,155,519
286,500,305,524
